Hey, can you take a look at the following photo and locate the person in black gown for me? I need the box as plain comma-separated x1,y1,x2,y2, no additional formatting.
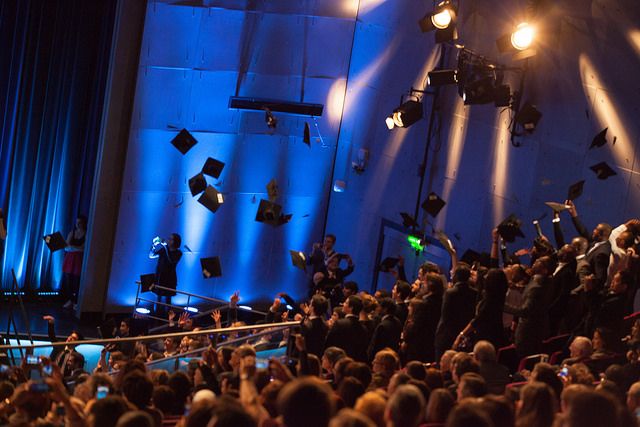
149,233,182,314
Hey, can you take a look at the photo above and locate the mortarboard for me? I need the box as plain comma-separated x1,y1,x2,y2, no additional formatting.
200,257,222,278
421,192,446,217
170,129,198,154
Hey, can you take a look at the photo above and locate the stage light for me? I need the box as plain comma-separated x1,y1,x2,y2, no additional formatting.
515,102,542,132
427,69,458,86
418,1,458,43
462,77,497,105
184,306,199,313
511,23,535,50
407,235,425,252
135,307,151,315
493,85,512,107
385,115,395,130
238,305,253,311
391,100,423,128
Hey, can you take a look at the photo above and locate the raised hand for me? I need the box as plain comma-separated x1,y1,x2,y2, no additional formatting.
211,309,222,325
281,311,289,322
270,297,282,312
168,310,176,322
565,200,578,217
492,228,500,243
300,303,310,316
230,291,240,307
43,315,55,324
178,311,190,326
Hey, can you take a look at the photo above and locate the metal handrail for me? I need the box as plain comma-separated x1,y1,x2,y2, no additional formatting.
0,321,299,351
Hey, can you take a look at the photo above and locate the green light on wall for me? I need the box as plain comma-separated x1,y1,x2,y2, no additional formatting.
407,235,424,252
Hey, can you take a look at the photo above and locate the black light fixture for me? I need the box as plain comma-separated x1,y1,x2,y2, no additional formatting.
462,76,497,105
386,99,423,130
418,0,458,43
427,69,458,86
493,84,512,107
514,102,542,132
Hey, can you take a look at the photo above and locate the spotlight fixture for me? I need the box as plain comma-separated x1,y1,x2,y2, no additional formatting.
493,84,512,107
418,1,458,43
265,108,277,128
496,22,537,59
462,76,497,105
385,115,395,130
511,22,535,51
390,100,424,129
514,102,542,132
427,69,458,86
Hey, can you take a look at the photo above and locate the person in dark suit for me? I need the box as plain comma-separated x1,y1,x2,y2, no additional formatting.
434,265,478,361
367,298,402,361
455,268,508,350
473,340,511,395
391,280,411,326
300,294,329,358
504,256,554,358
402,274,444,363
43,315,84,377
325,295,368,362
566,200,612,293
584,270,630,338
548,245,578,336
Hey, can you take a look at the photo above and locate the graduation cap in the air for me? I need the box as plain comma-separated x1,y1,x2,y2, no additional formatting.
202,157,225,179
197,186,224,213
497,214,525,243
589,128,608,149
460,249,481,265
43,232,67,252
544,202,570,212
303,122,311,146
421,192,446,217
170,129,198,154
255,199,291,227
200,257,222,278
289,250,307,272
400,212,420,229
567,180,585,201
590,161,617,180
139,273,155,293
378,257,399,272
188,173,207,196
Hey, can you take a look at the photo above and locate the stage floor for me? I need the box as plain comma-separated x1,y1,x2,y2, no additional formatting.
1,301,101,340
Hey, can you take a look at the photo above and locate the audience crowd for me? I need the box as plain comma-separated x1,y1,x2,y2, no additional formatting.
2,201,640,427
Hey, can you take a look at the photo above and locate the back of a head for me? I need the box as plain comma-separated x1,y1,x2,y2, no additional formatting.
329,408,376,427
345,362,372,389
168,370,192,414
121,371,154,409
115,410,154,427
405,361,426,381
278,377,335,427
386,384,425,427
453,265,471,283
338,376,366,408
517,382,557,427
426,388,455,424
459,372,488,399
312,294,329,316
210,395,257,427
89,395,130,427
394,281,411,300
446,402,494,427
565,390,619,427
531,363,563,400
354,391,386,427
152,385,176,415
473,341,497,363
348,295,363,316
481,395,514,427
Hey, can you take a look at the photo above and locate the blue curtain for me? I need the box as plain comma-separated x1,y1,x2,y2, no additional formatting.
0,0,116,290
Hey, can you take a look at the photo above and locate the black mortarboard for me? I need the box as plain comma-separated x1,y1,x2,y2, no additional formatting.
200,256,222,278
197,186,224,213
497,214,525,243
589,127,608,149
289,250,307,272
303,122,311,146
379,257,399,272
43,232,67,252
188,173,207,196
202,157,225,179
567,180,585,201
139,273,155,292
590,161,617,180
460,249,480,265
255,199,283,227
400,212,420,228
170,128,198,154
421,192,446,217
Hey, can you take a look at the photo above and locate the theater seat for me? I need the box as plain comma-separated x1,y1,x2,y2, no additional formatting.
542,334,571,355
497,344,518,373
518,354,549,372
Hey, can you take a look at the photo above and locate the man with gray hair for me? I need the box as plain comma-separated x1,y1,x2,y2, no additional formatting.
561,336,592,366
473,340,510,395
384,384,425,427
